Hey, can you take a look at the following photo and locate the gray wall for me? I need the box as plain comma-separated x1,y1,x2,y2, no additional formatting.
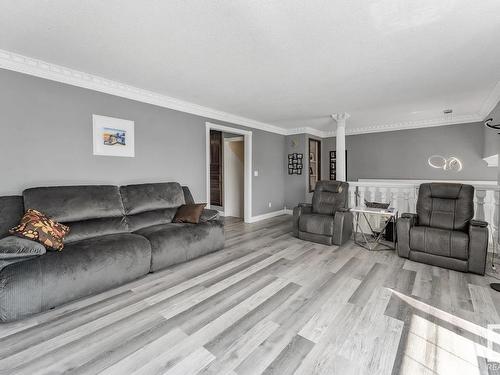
0,68,285,217
323,122,495,182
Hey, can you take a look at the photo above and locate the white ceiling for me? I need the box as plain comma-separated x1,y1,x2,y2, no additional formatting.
1,0,500,135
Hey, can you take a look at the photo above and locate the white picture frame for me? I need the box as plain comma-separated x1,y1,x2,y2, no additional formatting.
92,114,135,157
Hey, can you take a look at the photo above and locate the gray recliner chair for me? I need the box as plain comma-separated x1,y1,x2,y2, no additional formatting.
292,181,353,246
397,183,489,275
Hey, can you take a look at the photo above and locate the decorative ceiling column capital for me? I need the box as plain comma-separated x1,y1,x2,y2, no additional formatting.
331,112,351,124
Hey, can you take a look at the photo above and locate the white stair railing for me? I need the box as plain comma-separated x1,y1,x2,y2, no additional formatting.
348,180,499,251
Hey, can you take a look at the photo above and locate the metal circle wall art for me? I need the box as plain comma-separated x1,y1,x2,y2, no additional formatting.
427,155,463,172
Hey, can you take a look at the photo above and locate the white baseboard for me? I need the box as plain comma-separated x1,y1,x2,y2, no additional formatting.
247,209,291,223
283,209,293,215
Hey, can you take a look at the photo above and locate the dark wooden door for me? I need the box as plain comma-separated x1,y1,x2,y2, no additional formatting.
210,130,223,206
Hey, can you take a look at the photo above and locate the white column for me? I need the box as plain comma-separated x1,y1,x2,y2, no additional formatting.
331,113,350,181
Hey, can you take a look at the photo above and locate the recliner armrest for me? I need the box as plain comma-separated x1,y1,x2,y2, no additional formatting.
332,210,353,245
468,220,489,275
400,213,418,227
396,213,417,259
294,203,312,215
292,203,312,237
338,207,350,213
470,219,488,228
401,212,417,220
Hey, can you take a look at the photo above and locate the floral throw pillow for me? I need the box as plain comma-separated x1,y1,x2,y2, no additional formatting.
10,209,70,251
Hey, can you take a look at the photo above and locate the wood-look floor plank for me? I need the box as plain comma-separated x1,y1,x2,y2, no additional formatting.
262,334,315,375
134,278,292,375
200,320,280,375
161,347,215,375
0,215,498,375
298,276,360,343
293,303,362,375
94,328,187,375
204,282,300,357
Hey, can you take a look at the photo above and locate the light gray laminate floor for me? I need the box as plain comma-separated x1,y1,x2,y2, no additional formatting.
1,215,500,375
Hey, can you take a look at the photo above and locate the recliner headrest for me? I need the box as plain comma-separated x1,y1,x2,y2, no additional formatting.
427,183,463,199
314,181,346,194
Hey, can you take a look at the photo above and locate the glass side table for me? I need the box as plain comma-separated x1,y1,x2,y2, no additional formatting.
351,206,398,251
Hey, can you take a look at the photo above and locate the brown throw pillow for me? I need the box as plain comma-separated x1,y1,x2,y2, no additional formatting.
173,204,207,224
10,209,70,251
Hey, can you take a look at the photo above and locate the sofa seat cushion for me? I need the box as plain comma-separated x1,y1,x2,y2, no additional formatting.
410,226,469,260
0,233,151,322
135,221,224,272
299,214,334,236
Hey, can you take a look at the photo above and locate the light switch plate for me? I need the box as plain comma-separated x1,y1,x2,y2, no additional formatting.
254,170,259,177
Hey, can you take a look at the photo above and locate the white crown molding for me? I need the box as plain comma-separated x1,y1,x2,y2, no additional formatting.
344,113,483,136
285,126,325,137
0,48,498,138
286,113,484,138
0,48,287,136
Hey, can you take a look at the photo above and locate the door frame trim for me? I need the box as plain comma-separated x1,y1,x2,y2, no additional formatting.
223,137,244,218
206,122,252,223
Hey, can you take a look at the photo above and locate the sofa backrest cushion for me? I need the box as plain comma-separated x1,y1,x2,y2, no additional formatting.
417,183,474,232
0,196,24,239
120,182,185,232
312,181,349,215
23,186,128,243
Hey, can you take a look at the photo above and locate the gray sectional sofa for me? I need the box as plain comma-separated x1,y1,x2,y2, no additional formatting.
0,182,224,322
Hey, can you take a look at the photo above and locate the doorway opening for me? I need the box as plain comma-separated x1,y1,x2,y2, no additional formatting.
223,135,245,218
209,130,244,219
205,122,252,223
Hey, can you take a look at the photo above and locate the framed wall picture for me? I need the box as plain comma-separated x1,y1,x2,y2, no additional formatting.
93,115,135,157
288,153,303,175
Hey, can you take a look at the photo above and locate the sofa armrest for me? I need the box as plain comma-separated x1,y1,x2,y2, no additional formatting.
200,209,220,222
292,203,312,237
396,213,417,259
468,220,489,275
332,210,353,246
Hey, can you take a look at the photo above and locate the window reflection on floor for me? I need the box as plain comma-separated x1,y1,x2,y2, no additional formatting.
391,289,500,375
